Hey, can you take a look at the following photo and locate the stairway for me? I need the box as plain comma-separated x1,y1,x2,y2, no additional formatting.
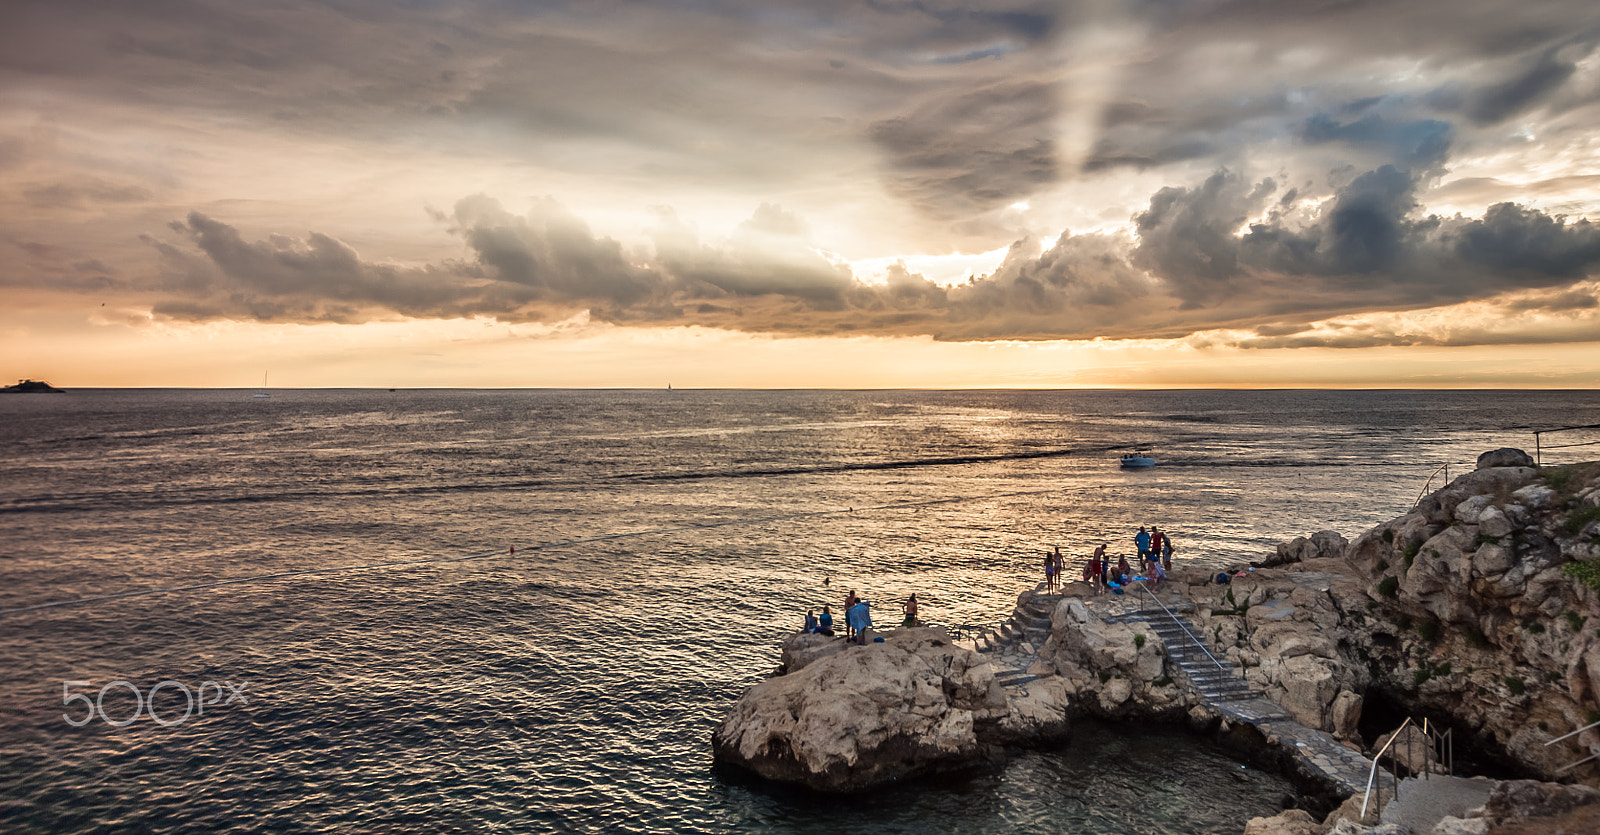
1122,602,1264,705
967,586,1059,690
973,586,1057,657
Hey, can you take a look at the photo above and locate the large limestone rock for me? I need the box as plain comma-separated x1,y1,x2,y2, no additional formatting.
1483,778,1600,824
1477,448,1535,469
1172,562,1370,736
1260,530,1349,567
713,628,1051,791
780,632,847,673
1322,457,1600,781
1042,596,1173,715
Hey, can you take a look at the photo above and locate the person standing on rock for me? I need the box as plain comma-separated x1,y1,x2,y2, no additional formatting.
901,594,918,627
843,590,859,641
1162,533,1175,572
1134,526,1151,564
1096,544,1110,591
1148,527,1166,576
1088,543,1108,592
1043,549,1057,592
848,599,872,645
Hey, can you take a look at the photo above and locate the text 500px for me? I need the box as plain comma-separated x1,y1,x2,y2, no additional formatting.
62,680,249,727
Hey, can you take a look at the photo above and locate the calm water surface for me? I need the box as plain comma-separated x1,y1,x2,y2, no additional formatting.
2,389,1593,833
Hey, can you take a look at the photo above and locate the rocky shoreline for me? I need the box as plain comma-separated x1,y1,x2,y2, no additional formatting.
713,448,1600,833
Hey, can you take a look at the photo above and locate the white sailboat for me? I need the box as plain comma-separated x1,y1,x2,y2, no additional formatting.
253,371,270,398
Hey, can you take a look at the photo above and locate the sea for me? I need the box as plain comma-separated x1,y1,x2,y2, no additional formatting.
2,388,1596,834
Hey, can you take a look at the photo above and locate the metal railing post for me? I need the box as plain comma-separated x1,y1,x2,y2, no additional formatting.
1134,581,1225,671
1363,717,1412,820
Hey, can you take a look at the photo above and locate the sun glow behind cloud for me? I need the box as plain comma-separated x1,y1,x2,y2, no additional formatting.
2,0,1599,387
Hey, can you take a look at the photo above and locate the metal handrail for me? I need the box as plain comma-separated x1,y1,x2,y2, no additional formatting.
1134,581,1225,671
1362,717,1411,820
1545,719,1600,773
1413,463,1453,506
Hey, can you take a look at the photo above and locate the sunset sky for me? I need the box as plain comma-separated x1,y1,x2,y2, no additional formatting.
4,0,1600,388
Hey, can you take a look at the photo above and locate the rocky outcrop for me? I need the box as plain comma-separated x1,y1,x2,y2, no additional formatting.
1339,457,1600,781
1477,448,1536,469
1038,451,1600,784
1484,778,1600,823
716,450,1600,800
1259,530,1350,568
712,627,1068,791
1042,596,1185,716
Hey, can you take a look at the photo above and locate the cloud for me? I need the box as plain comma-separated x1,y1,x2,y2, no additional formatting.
1300,113,1454,170
6,0,1600,356
1462,46,1580,124
118,157,1599,348
869,79,1059,219
22,179,153,210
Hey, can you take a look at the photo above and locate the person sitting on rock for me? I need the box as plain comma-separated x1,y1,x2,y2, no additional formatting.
901,594,918,627
1116,555,1132,585
804,609,819,633
818,605,834,636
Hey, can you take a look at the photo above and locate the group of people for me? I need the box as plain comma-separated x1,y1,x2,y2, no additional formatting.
1135,525,1175,587
1057,525,1178,594
804,589,921,645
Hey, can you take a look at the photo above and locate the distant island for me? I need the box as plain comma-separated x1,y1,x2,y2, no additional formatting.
2,379,65,393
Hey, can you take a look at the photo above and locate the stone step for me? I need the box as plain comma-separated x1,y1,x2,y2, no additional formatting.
993,671,1039,688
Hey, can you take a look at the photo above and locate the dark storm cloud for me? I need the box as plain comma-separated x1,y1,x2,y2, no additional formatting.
7,0,1600,351
122,158,1600,344
1451,203,1600,278
5,0,1597,238
1300,113,1454,170
1461,46,1581,124
869,79,1059,218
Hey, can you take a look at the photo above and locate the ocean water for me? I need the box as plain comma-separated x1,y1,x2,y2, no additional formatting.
2,389,1595,833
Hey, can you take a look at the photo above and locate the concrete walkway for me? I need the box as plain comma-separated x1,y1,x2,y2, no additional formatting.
1379,776,1493,831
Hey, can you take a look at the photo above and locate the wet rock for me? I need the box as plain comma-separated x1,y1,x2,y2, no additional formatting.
1243,808,1319,835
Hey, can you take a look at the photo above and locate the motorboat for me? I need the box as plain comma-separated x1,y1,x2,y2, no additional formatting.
1119,451,1156,468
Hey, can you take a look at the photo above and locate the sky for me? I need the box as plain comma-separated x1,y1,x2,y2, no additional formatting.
3,0,1600,388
